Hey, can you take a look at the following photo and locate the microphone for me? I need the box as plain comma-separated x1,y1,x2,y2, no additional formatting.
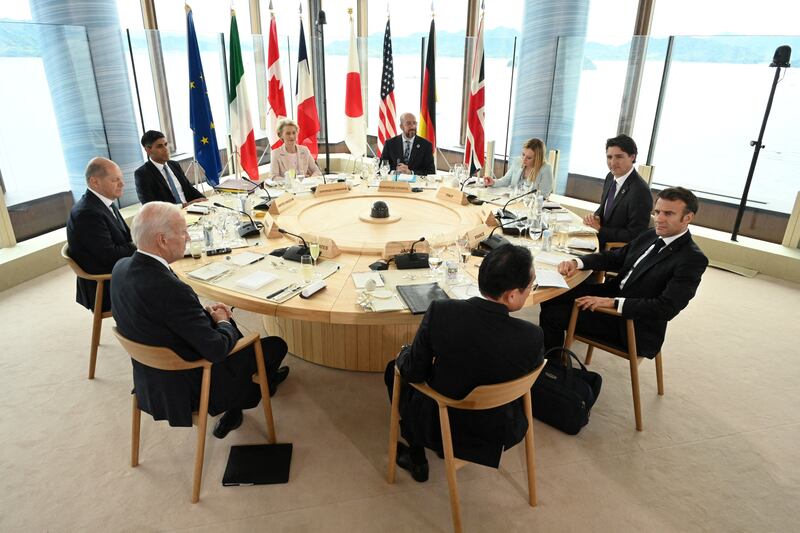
497,187,537,220
395,236,430,270
212,202,263,238
277,228,310,262
480,223,511,251
248,180,273,211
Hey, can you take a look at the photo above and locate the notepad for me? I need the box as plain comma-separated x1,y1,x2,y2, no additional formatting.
534,268,569,288
567,238,597,251
187,263,231,281
351,271,385,289
235,271,278,291
230,251,265,266
535,252,568,266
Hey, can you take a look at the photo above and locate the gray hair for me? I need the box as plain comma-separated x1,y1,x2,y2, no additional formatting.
84,157,112,184
276,118,299,137
131,202,182,248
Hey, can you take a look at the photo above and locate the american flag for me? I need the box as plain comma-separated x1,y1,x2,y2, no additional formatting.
376,18,397,157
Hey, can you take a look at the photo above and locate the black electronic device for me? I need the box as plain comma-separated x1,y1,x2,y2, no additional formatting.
269,247,288,257
471,248,488,257
206,247,232,256
497,187,537,220
369,260,389,271
411,187,423,193
277,228,310,262
213,202,263,238
480,224,511,251
395,236,430,270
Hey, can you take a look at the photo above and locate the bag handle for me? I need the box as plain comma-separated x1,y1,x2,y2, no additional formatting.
543,346,589,385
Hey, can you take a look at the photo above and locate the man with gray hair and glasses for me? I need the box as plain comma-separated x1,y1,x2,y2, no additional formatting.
111,202,289,438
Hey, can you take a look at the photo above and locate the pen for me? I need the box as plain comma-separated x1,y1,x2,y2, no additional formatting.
265,287,286,299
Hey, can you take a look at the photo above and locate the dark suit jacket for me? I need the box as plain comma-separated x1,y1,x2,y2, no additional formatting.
65,191,136,312
134,160,205,205
593,169,653,247
580,229,709,356
379,135,436,176
111,252,258,426
397,297,544,467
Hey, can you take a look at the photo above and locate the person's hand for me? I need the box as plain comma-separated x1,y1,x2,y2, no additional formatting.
558,259,579,277
483,176,495,187
583,214,601,230
206,303,233,323
575,296,615,312
396,163,411,174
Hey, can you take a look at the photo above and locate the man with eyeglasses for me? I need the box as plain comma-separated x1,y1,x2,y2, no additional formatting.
134,130,206,206
540,186,709,358
384,244,544,482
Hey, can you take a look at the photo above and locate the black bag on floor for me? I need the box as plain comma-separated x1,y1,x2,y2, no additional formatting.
532,347,602,435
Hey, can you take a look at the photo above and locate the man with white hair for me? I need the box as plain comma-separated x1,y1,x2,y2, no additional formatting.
379,112,436,175
111,202,289,438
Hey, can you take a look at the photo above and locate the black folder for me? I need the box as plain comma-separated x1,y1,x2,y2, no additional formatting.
395,282,450,315
222,443,293,486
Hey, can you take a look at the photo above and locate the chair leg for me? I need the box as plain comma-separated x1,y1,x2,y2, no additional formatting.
522,391,537,507
192,368,211,503
628,353,643,431
585,346,594,365
131,394,141,467
439,405,463,533
253,341,276,444
387,368,402,484
88,283,104,379
655,352,664,396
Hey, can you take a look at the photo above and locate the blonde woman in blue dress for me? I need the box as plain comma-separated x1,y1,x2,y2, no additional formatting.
484,138,553,198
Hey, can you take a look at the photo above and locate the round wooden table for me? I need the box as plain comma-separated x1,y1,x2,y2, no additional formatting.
173,185,593,372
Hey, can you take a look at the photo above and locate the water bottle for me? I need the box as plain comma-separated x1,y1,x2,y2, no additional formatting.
542,228,552,252
202,217,214,248
536,193,544,215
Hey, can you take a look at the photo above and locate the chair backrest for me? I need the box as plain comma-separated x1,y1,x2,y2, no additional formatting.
637,164,654,187
547,149,560,192
61,243,111,281
112,326,210,371
410,360,547,411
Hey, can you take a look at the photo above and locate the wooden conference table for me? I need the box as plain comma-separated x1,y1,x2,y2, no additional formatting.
172,180,595,372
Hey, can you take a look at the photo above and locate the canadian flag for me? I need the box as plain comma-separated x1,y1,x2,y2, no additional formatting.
267,8,287,149
344,13,365,157
295,20,320,159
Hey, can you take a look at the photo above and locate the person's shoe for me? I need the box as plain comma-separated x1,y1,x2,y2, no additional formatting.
212,409,243,439
396,442,429,482
268,366,290,396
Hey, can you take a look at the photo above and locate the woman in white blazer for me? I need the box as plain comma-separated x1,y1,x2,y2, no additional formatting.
484,138,553,198
270,119,322,177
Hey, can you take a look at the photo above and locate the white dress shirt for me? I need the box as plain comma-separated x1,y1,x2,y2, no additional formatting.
150,158,187,203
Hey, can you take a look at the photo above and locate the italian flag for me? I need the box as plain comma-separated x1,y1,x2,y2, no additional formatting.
228,10,258,180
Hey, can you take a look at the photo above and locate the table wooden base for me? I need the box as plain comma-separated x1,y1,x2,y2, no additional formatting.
264,316,423,372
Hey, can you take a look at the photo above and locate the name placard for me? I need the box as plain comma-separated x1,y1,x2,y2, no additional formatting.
314,181,349,197
378,180,412,193
300,233,341,258
436,186,468,205
383,239,431,260
465,224,491,249
258,213,282,239
482,207,500,227
269,193,295,215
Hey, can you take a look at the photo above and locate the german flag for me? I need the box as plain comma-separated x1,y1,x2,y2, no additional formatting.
418,19,436,156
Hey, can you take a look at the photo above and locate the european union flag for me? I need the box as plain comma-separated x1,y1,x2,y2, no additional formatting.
187,6,222,185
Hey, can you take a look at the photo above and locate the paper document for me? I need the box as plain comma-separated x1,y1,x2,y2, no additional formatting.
567,238,597,251
187,263,231,281
230,251,266,266
351,271,385,289
235,271,278,291
535,252,568,266
534,268,569,289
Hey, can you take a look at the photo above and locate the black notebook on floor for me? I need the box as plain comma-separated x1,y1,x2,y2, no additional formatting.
395,282,450,314
222,443,293,486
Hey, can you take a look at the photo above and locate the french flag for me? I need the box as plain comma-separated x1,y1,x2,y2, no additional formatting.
295,20,320,159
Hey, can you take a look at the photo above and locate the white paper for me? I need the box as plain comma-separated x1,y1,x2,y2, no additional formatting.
187,263,231,281
229,251,265,266
542,201,561,209
555,213,575,222
235,271,278,291
185,205,210,214
567,238,597,251
535,252,568,266
534,268,569,289
351,271,385,289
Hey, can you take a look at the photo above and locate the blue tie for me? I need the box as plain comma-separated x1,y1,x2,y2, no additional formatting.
163,164,182,204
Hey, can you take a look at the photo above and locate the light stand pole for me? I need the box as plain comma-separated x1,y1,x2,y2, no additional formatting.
731,45,791,241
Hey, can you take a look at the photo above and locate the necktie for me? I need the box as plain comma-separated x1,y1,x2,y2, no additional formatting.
110,203,126,231
603,179,617,218
620,238,666,288
403,140,411,163
163,164,182,204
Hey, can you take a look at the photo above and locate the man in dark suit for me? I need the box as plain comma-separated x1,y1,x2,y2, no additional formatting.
384,245,544,482
66,157,137,312
583,134,653,249
541,187,709,357
111,202,290,438
379,112,436,176
134,130,206,206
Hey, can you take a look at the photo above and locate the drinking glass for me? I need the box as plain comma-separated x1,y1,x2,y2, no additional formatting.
309,239,321,266
379,161,390,179
301,254,314,283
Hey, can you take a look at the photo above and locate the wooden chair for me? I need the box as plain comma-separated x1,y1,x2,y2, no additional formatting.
387,361,547,533
637,163,655,187
590,241,626,284
563,302,663,431
61,243,112,379
112,328,276,503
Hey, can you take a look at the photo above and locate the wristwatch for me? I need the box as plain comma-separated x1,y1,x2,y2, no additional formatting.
613,298,620,310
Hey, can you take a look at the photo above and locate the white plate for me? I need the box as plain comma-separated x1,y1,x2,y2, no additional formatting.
371,289,394,299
